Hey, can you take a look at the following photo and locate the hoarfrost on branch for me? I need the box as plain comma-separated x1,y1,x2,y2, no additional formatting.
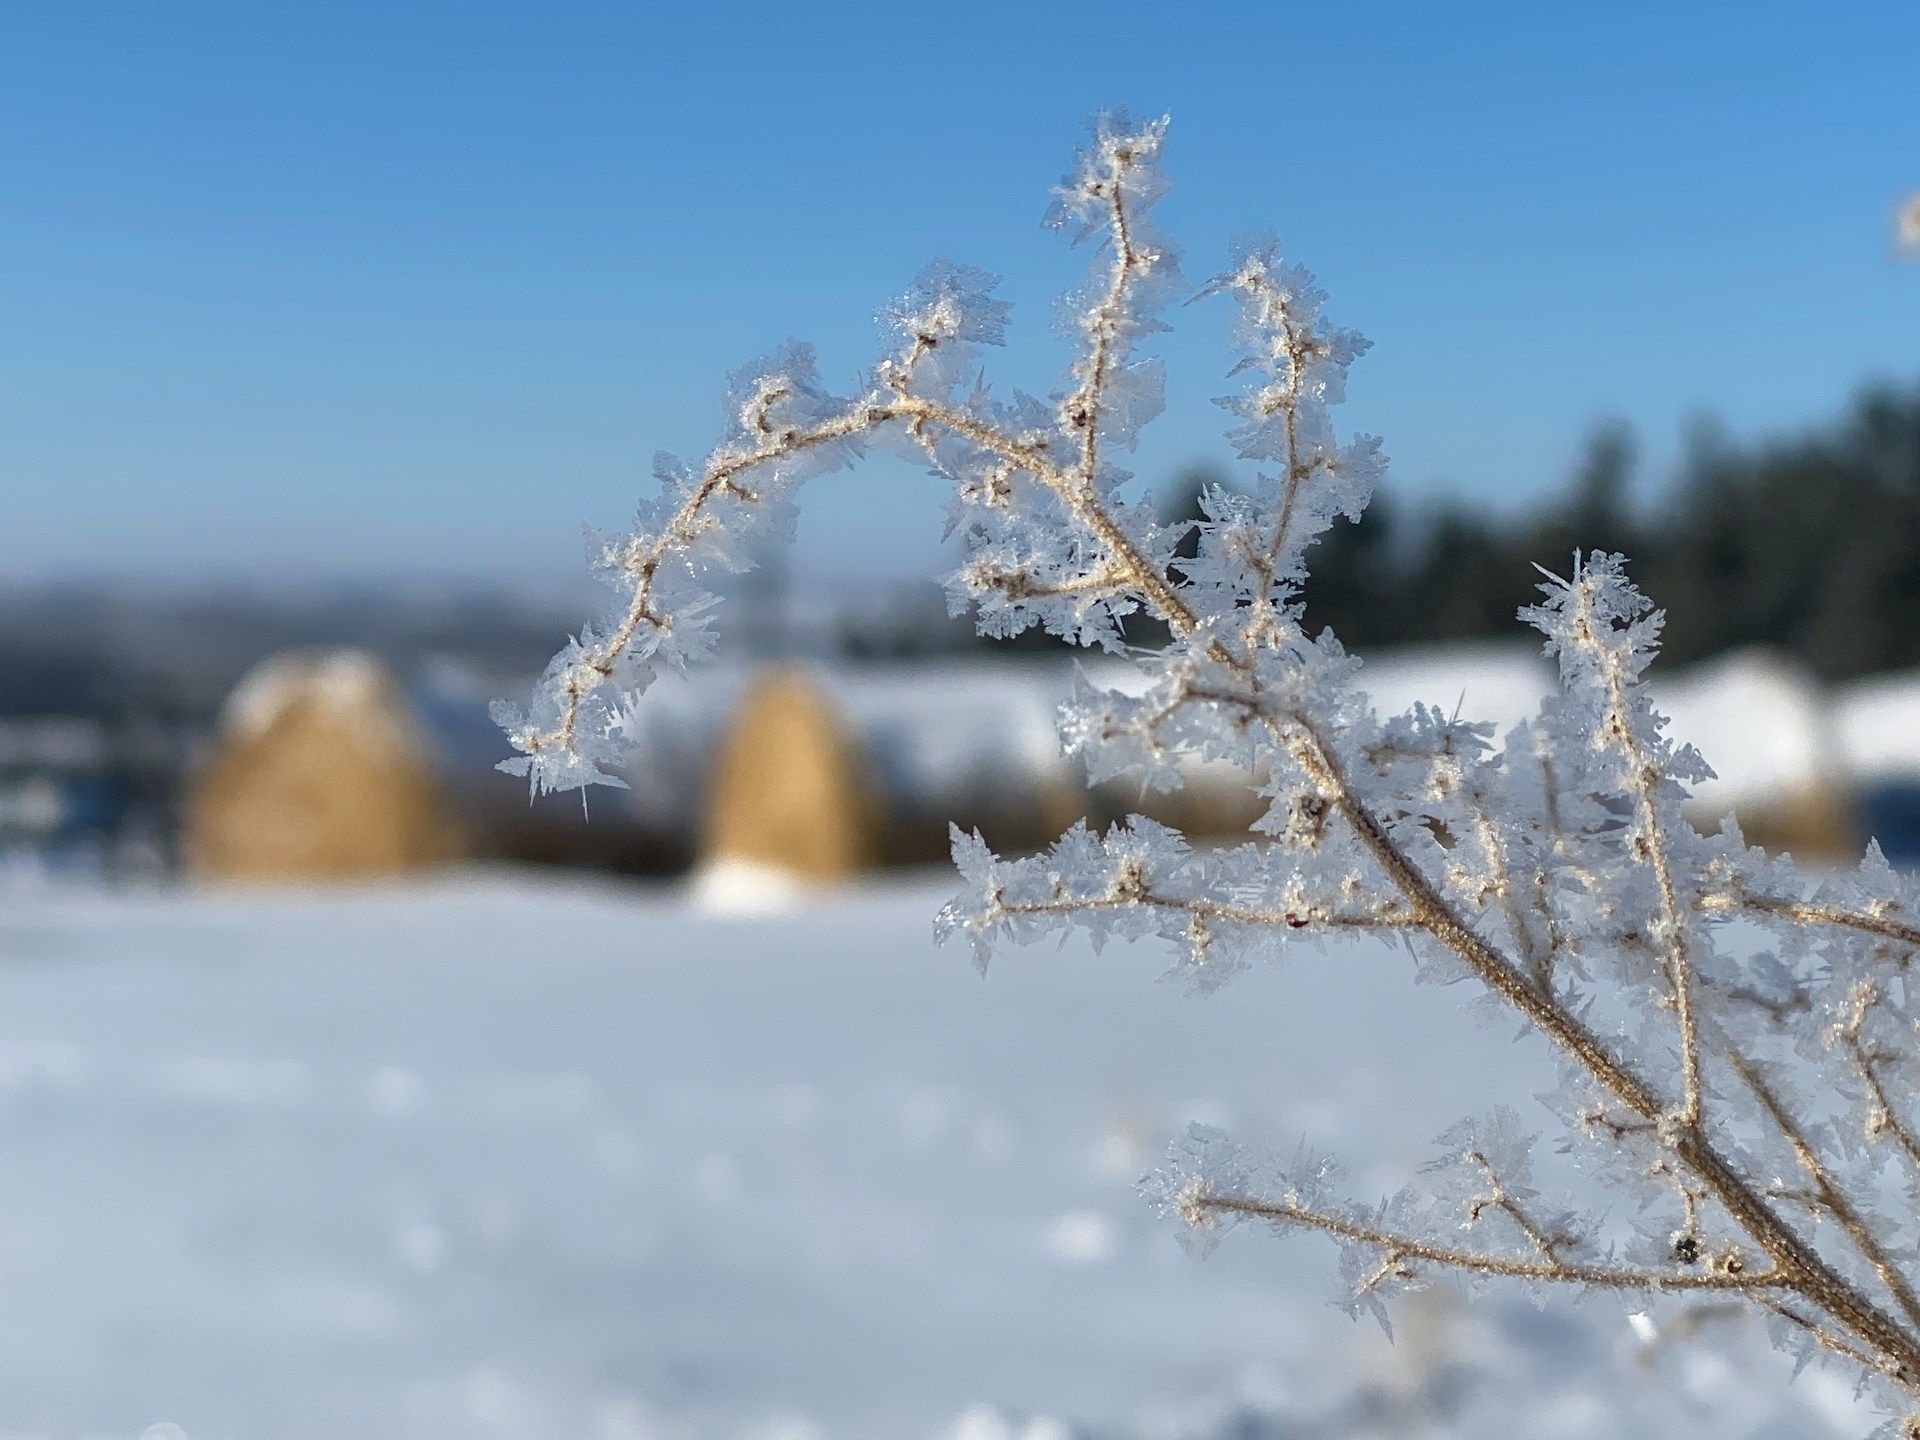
501,110,1920,1430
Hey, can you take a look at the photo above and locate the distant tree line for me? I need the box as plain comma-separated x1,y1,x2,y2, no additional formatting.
1154,378,1920,682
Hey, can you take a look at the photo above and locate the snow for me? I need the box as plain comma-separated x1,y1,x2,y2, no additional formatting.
687,856,815,916
1353,642,1553,735
222,650,399,741
1359,638,1842,820
1836,668,1920,783
833,665,1074,821
1646,647,1833,812
0,872,1878,1439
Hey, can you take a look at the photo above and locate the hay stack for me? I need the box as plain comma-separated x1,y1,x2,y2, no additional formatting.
187,650,464,881
701,670,878,883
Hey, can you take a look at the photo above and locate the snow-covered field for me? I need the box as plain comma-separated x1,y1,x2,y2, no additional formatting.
0,871,1881,1439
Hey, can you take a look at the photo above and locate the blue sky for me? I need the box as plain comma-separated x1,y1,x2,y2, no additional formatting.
2,2,1915,596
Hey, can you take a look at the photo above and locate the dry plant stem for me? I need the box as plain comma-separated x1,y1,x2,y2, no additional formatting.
533,387,1183,757
1831,981,1920,1171
534,149,1189,762
1729,1052,1920,1336
1258,312,1335,603
525,128,1920,1398
1649,1156,1705,1237
938,423,1920,1386
1763,1297,1913,1383
1849,1038,1920,1172
1285,706,1920,1390
974,564,1129,603
902,393,1200,631
545,405,881,753
1190,1191,1788,1293
1567,582,1706,1126
993,891,1417,932
1215,263,1327,643
1700,888,1920,950
559,372,1920,1387
1069,146,1142,486
1438,745,1555,987
1044,516,1920,1385
1467,1149,1565,1261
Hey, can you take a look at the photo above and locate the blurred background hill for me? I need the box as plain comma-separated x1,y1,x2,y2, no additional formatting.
8,375,1920,884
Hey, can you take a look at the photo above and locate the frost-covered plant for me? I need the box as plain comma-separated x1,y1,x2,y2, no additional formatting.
500,112,1920,1429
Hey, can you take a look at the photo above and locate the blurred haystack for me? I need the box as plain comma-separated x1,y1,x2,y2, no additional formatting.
703,670,878,883
187,650,464,881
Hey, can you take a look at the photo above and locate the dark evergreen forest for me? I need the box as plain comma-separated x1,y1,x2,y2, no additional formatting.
1159,379,1920,681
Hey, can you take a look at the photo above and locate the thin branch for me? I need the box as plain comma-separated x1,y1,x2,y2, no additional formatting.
1432,741,1555,991
897,394,1201,635
1702,888,1920,951
1834,982,1920,1173
1525,737,1594,989
1463,1147,1568,1262
1064,136,1148,488
1062,642,1920,1384
1209,255,1335,642
1565,576,1704,1126
1648,1155,1706,1239
1762,1297,1912,1383
1854,1045,1920,1172
1266,707,1920,1388
524,400,888,756
1730,1052,1920,1339
523,380,1184,764
899,134,1920,1399
1093,614,1920,1385
1186,1186,1786,1294
960,560,1131,605
992,887,1417,934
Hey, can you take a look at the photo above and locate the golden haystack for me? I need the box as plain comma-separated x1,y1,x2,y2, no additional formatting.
1716,784,1860,862
187,650,464,881
701,670,878,882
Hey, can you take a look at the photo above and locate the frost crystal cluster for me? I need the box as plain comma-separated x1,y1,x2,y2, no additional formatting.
502,112,1920,1430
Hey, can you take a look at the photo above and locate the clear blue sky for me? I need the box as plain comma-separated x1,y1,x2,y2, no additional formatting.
2,1,1915,596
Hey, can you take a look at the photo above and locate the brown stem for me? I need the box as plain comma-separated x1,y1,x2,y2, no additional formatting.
1705,889,1920,951
1729,1052,1920,1338
1191,1188,1786,1294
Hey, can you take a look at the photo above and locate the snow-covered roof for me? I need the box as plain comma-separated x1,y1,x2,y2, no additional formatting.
221,650,398,741
1646,649,1834,812
830,661,1079,816
1834,668,1920,784
1353,641,1555,736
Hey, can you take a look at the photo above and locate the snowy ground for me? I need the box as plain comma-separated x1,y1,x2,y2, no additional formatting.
0,870,1884,1440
